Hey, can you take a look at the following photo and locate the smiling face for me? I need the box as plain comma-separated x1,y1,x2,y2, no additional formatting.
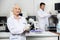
12,5,21,16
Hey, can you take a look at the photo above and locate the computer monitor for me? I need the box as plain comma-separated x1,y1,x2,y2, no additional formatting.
55,3,60,10
0,16,7,23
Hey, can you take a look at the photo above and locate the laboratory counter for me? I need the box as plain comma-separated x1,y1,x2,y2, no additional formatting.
0,31,58,40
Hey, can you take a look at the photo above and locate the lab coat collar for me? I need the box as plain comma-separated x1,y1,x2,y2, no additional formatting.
10,12,22,19
11,15,22,19
39,8,44,12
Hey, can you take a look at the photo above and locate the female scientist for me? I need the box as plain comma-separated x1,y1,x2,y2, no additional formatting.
7,4,30,40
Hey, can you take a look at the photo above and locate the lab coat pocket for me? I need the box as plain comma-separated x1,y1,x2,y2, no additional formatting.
10,35,18,40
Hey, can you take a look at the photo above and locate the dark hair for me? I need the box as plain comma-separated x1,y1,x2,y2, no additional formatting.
40,2,45,6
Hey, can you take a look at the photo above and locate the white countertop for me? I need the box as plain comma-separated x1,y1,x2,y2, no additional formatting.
25,31,58,37
0,31,58,38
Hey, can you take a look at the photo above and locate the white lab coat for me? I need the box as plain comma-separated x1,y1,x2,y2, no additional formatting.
7,15,27,40
57,14,60,33
57,21,60,33
37,9,51,31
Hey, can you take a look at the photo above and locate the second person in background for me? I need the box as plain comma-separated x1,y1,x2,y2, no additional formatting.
37,2,51,31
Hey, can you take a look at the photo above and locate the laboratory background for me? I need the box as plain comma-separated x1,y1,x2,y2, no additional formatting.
0,0,60,40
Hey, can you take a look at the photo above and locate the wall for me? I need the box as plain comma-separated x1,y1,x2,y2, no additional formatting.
0,0,34,17
0,0,60,17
